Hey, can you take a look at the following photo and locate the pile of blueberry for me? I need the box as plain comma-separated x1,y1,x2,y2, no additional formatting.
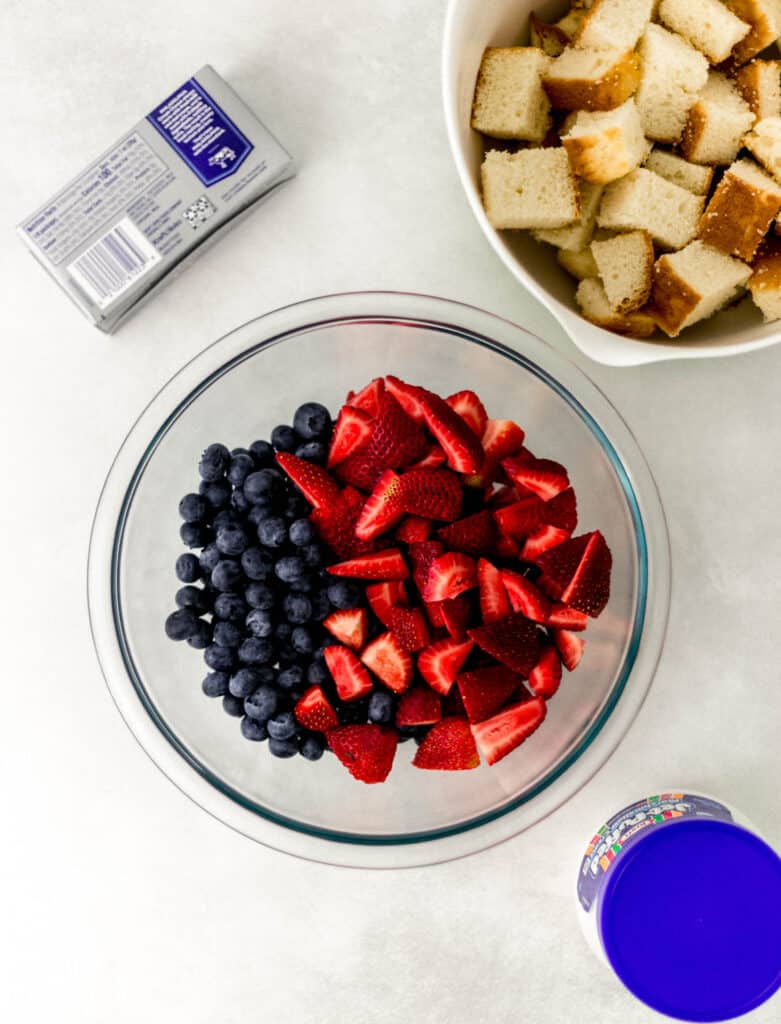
164,401,368,761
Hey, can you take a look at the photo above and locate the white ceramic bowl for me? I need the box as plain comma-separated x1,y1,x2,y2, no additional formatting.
442,0,781,366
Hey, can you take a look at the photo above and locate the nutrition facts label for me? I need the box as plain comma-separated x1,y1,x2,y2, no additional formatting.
21,133,168,266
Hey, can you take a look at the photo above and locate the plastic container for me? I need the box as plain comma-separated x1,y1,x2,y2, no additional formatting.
576,792,781,1021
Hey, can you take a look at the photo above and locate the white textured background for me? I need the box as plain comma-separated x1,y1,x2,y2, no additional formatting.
2,0,780,1020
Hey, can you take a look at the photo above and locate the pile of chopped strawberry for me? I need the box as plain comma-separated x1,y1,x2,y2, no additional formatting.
276,375,613,783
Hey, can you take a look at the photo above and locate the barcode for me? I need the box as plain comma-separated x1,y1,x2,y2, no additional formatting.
67,216,161,309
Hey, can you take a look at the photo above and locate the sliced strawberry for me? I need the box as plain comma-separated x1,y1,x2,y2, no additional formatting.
294,685,339,731
503,455,569,500
327,406,373,468
468,613,540,676
396,685,442,726
495,533,522,559
275,452,339,510
482,418,526,460
424,600,447,628
328,548,409,580
346,377,385,416
360,632,413,693
408,540,444,592
494,496,545,539
423,552,478,602
462,455,502,491
441,595,472,640
488,484,522,509
407,444,447,470
544,487,578,532
366,580,408,627
477,558,512,625
324,646,373,702
323,608,369,651
384,375,428,421
437,509,497,557
520,525,571,561
559,531,612,617
412,717,480,770
547,604,588,631
354,469,405,540
417,638,474,695
471,697,547,766
457,665,521,723
329,724,397,783
332,451,383,492
534,532,597,600
387,606,430,652
365,391,427,470
528,644,563,699
312,488,375,559
398,468,462,521
418,390,483,474
442,685,466,717
553,628,585,671
500,570,552,623
445,390,488,437
395,516,432,543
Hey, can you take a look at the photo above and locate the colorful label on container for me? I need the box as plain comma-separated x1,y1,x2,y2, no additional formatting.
577,794,734,911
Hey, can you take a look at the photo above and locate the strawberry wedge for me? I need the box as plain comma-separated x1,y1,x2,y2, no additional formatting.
324,646,373,702
418,638,474,695
457,665,521,723
423,552,478,602
366,580,407,628
412,718,480,770
471,697,547,766
528,645,563,700
328,405,373,467
500,570,552,623
477,558,512,624
502,455,570,501
418,389,484,474
329,724,397,783
361,632,413,693
328,549,410,580
445,390,488,437
275,452,340,509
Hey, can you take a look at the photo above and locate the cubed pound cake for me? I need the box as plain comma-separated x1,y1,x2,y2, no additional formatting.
530,14,570,58
597,167,705,250
748,241,781,320
743,117,781,183
480,148,580,230
635,25,710,143
699,158,781,260
561,99,648,183
558,246,600,280
575,278,657,336
542,46,641,111
680,72,756,165
573,0,656,51
471,48,553,142
535,180,603,248
649,241,752,336
723,0,781,72
734,59,781,120
658,0,750,64
591,230,655,312
643,149,714,194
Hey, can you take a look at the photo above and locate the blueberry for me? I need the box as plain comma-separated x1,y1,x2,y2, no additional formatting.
313,638,337,661
204,644,235,672
202,671,229,698
327,581,361,610
199,478,232,510
241,716,268,741
254,667,276,685
179,493,209,522
244,684,278,720
294,441,327,464
301,543,323,568
368,690,394,724
306,661,329,686
258,516,287,549
212,620,242,647
293,402,332,440
175,553,201,583
396,725,417,743
244,469,283,504
271,424,299,452
211,560,243,592
288,576,314,593
336,698,369,725
247,503,273,528
246,607,274,638
216,525,249,557
198,442,230,482
199,543,221,574
231,488,251,514
213,508,241,531
214,592,248,622
180,521,211,549
249,439,275,466
267,710,297,740
228,453,255,487
288,518,315,546
239,547,272,581
176,585,211,613
275,556,305,584
277,665,304,691
186,619,212,649
222,693,245,717
300,732,326,761
291,626,314,655
283,593,312,624
268,737,298,758
238,637,274,665
278,643,301,666
275,622,293,642
413,726,432,746
165,607,199,640
310,591,332,622
245,581,276,610
229,667,264,698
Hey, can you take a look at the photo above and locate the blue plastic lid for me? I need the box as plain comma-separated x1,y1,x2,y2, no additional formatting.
599,818,781,1022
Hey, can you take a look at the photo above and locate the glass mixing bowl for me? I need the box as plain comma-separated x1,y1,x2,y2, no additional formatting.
88,292,670,867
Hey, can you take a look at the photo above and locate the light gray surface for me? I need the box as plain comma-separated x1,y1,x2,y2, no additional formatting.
2,0,779,1021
